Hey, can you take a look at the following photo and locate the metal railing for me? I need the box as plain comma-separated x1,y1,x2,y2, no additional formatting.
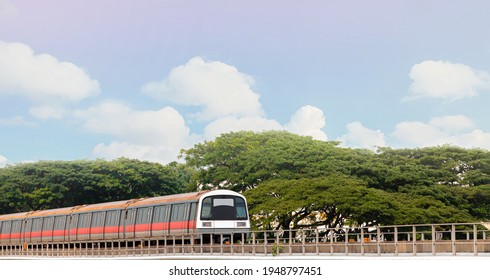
1,222,489,257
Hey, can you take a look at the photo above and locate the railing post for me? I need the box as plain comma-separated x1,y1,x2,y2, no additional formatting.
276,231,280,256
377,226,381,256
451,224,456,256
316,229,319,256
219,233,224,255
241,232,245,255
473,224,478,256
172,235,176,255
302,230,306,255
252,232,256,256
360,227,365,256
329,229,334,256
182,235,185,255
263,231,267,256
412,226,417,256
199,234,203,255
431,225,436,256
344,228,349,256
394,226,398,256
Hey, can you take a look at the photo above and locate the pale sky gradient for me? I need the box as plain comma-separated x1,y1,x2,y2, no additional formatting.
1,0,490,166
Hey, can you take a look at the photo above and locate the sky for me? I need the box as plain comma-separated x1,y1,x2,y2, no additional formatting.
1,0,490,166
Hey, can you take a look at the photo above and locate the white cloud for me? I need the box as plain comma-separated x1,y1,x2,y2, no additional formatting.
203,105,329,141
286,105,328,141
29,105,65,120
338,122,386,150
407,60,490,101
393,121,446,147
74,102,190,146
428,115,475,133
393,115,490,149
74,101,194,163
204,116,283,140
0,41,100,119
141,56,264,121
0,116,36,126
92,142,182,164
0,154,8,167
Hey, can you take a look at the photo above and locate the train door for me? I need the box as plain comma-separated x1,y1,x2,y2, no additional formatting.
104,210,120,240
53,216,67,242
68,214,78,242
135,207,152,238
124,208,136,239
10,220,21,244
23,219,32,243
151,205,170,237
187,203,197,234
1,221,11,244
90,212,105,240
169,204,190,235
41,217,54,243
77,213,91,241
31,218,42,243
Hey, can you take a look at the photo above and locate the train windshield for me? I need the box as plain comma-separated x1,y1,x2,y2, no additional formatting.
201,196,248,220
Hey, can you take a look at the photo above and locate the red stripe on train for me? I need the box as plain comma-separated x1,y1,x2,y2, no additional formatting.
0,221,198,240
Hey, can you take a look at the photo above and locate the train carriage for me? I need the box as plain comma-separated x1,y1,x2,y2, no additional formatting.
0,190,250,246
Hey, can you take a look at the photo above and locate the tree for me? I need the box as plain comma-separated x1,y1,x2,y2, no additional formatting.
181,130,367,192
245,176,399,230
181,131,489,226
0,158,190,214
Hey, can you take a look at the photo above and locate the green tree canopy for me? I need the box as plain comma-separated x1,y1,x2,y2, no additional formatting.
182,131,489,227
181,130,367,192
245,176,399,230
0,158,192,214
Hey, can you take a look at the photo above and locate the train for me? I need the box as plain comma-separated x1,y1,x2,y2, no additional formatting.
0,189,250,246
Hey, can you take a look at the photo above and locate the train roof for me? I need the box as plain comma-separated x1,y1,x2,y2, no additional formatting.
0,190,243,221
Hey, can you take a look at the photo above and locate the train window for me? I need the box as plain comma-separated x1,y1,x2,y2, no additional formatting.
153,206,170,223
171,204,186,222
32,218,42,232
78,213,91,228
105,211,119,226
91,212,105,228
201,198,212,220
214,198,234,207
126,209,136,225
54,216,66,230
69,214,78,230
201,196,248,220
43,217,54,231
235,197,248,220
24,219,33,233
212,199,234,220
1,221,11,234
189,203,197,221
136,208,150,224
11,220,21,234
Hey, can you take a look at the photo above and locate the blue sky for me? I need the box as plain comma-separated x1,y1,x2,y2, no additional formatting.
1,0,490,166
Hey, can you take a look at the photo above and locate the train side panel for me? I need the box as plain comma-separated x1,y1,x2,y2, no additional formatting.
0,190,248,245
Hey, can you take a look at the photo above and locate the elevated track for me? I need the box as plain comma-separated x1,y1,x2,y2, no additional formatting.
1,222,489,258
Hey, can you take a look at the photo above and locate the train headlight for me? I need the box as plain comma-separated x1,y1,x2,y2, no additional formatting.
237,222,247,227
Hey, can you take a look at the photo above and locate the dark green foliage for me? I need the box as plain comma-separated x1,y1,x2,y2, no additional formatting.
181,131,365,192
0,158,193,214
182,131,490,228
